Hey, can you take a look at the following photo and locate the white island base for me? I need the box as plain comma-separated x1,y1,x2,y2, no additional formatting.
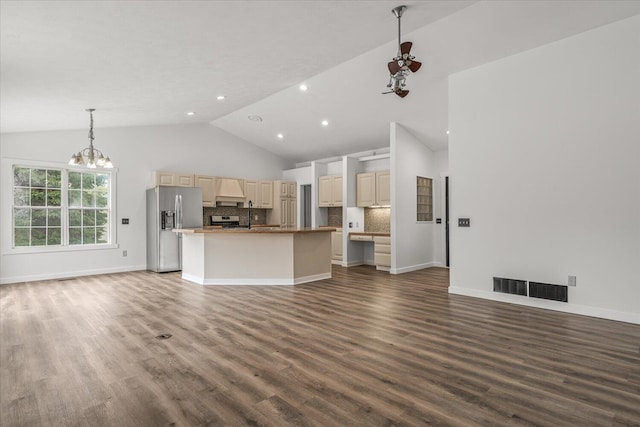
180,229,333,285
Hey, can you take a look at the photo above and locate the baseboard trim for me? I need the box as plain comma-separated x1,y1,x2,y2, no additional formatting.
0,265,147,285
390,262,437,275
448,286,640,325
183,272,332,286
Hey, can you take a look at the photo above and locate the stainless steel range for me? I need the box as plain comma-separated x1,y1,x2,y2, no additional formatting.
210,215,243,228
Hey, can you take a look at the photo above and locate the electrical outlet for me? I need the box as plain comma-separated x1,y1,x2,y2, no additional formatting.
122,218,129,225
458,218,471,227
122,250,127,257
349,222,353,228
254,215,258,221
568,275,576,287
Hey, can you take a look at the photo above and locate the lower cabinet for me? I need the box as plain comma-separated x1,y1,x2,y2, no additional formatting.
331,230,343,262
373,236,391,269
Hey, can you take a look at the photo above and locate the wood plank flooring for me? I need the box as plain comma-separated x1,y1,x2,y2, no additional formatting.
1,266,639,426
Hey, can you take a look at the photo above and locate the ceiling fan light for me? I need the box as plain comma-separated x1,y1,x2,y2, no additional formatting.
104,157,113,168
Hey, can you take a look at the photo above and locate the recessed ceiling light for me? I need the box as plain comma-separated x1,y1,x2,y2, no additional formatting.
299,84,308,91
248,115,263,122
277,133,284,139
187,111,195,116
217,95,225,100
321,120,329,126
446,130,450,135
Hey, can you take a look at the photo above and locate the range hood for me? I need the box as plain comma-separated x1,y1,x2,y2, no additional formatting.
214,177,245,206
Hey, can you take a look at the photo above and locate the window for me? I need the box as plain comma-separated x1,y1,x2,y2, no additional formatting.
13,167,62,246
10,164,114,250
417,176,433,222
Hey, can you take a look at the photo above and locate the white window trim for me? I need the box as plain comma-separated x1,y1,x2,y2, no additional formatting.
2,158,118,255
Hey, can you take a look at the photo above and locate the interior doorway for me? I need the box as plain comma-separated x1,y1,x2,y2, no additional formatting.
301,184,312,228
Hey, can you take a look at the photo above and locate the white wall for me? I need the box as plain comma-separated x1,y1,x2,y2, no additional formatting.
390,122,443,273
448,16,640,323
0,122,291,283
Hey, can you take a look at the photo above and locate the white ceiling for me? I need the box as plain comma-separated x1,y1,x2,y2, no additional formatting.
2,1,639,164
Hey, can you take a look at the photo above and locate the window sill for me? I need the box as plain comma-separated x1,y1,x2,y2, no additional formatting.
4,243,119,255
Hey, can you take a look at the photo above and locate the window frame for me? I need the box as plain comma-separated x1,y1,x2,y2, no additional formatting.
2,158,118,254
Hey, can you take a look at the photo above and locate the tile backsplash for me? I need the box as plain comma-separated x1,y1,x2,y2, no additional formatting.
327,207,343,227
203,207,267,226
364,207,390,233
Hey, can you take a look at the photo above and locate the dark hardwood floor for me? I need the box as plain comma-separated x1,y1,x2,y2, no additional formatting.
1,266,639,426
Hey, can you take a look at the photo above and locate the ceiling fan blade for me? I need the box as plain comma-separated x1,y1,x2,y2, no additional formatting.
400,41,412,55
396,90,409,98
381,91,395,95
408,60,422,73
388,61,401,74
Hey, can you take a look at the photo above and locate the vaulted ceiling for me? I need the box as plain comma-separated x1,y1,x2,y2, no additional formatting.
2,1,638,163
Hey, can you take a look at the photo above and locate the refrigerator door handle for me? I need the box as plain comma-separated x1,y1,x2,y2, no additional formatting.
175,194,183,229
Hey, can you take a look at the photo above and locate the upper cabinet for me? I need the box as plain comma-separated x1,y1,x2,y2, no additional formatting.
153,171,194,187
194,175,215,206
356,173,376,207
357,170,390,207
244,180,274,209
318,175,343,207
376,170,391,206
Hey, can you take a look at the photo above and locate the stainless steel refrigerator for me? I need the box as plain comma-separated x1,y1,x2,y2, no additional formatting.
146,186,203,272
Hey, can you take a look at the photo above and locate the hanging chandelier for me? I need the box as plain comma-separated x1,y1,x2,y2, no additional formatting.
68,108,113,168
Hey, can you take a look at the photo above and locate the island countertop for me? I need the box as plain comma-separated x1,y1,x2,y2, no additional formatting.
174,227,336,234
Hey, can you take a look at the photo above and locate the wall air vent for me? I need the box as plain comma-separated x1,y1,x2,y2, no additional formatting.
529,282,568,302
493,277,527,296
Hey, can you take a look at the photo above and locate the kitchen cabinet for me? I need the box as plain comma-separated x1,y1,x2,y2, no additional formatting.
153,171,194,187
373,236,391,269
244,180,273,209
331,230,343,262
268,181,296,227
356,170,390,207
276,180,296,198
318,175,343,207
195,175,215,206
376,171,391,206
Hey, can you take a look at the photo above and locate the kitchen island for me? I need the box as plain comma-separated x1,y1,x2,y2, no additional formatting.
175,227,335,285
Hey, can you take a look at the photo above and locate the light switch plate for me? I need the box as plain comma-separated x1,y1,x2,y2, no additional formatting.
458,218,470,227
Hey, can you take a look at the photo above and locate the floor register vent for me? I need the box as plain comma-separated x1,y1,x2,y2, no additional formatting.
529,282,568,302
493,277,527,296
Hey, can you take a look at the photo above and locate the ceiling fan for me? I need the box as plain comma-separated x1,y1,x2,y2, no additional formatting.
382,5,421,98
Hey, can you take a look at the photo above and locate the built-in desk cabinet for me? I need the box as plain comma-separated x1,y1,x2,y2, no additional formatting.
154,171,195,188
357,171,390,207
319,175,343,207
373,236,391,269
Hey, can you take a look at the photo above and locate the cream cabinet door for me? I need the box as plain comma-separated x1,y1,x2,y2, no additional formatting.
287,198,296,227
288,182,297,198
331,231,343,260
259,181,273,209
155,172,194,187
194,175,215,206
175,173,195,187
332,176,343,206
244,180,258,208
375,171,391,206
318,176,332,207
155,171,176,186
280,199,288,226
356,173,375,207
